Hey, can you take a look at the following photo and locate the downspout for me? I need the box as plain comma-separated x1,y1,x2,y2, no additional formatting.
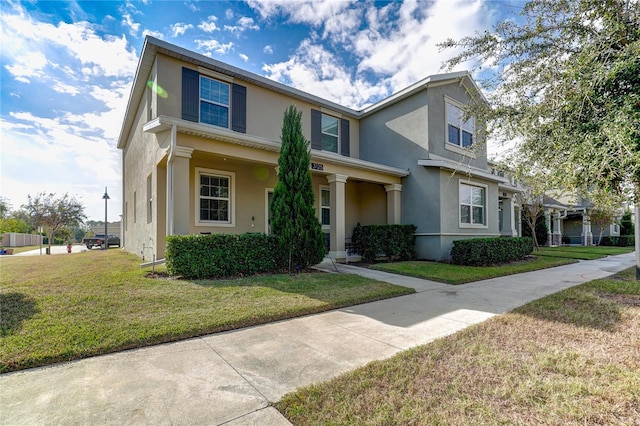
166,123,177,237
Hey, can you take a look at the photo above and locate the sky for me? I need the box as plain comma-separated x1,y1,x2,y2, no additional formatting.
0,0,521,221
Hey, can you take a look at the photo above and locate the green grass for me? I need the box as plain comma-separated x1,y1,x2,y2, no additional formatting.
2,245,40,254
536,245,635,260
370,256,577,284
0,250,414,373
277,267,640,425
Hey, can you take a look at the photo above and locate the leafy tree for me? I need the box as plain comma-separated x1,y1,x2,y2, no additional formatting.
620,211,635,236
0,218,32,234
271,105,326,271
22,192,86,254
441,0,640,278
0,196,11,219
521,210,548,249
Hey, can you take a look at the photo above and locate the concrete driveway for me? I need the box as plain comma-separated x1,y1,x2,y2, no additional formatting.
0,252,635,425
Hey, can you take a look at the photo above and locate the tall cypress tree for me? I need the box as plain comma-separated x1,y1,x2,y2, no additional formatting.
271,105,326,271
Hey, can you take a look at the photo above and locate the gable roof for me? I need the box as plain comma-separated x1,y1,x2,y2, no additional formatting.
117,36,484,149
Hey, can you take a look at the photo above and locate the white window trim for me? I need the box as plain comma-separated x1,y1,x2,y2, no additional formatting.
459,179,488,229
199,75,230,129
319,185,330,230
444,96,476,158
321,113,340,154
195,167,236,227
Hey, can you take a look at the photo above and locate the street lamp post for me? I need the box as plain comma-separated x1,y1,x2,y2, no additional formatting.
102,187,110,250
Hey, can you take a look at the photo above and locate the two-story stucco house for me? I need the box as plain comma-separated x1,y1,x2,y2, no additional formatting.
117,36,519,262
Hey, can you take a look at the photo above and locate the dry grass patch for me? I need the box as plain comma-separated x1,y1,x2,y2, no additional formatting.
277,267,640,425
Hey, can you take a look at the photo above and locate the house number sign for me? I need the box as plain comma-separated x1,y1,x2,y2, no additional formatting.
311,162,324,171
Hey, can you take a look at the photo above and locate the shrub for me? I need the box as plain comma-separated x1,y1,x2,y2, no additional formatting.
620,211,634,236
166,233,284,279
598,235,635,247
358,224,416,263
450,237,534,266
521,211,548,247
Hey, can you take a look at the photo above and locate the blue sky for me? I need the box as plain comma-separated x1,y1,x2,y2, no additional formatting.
0,0,518,221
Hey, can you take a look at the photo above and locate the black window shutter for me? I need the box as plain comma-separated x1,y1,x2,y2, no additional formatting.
182,67,199,122
340,118,350,157
231,83,247,133
311,109,322,150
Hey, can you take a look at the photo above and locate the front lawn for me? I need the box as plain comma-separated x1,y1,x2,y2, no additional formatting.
370,256,577,284
536,245,635,260
277,267,640,425
0,250,413,373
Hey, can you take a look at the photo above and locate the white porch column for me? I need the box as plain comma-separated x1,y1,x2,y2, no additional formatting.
581,214,593,246
501,197,517,237
553,214,562,246
384,184,402,225
327,174,348,261
168,146,194,236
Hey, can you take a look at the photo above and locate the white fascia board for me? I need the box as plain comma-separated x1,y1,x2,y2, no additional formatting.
146,116,410,178
418,157,509,184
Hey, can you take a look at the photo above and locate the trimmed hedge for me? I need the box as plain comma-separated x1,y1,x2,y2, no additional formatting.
166,233,284,279
599,235,636,247
451,237,534,266
355,224,417,263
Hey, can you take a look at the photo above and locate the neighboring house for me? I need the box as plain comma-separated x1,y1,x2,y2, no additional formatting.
117,36,520,261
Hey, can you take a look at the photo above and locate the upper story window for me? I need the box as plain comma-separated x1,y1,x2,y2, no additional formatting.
447,102,474,148
321,114,339,153
200,76,230,128
311,109,350,157
182,67,246,133
460,182,486,226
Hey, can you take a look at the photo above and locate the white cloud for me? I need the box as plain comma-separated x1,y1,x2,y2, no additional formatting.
52,81,81,95
263,45,274,54
224,16,260,33
185,1,199,13
142,29,164,39
195,39,234,55
198,15,219,32
263,39,388,109
4,52,48,82
171,22,193,37
259,0,493,108
225,9,234,20
239,53,249,62
121,13,140,36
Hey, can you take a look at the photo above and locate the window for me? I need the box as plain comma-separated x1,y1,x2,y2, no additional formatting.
321,114,339,153
146,174,152,224
200,76,230,128
447,102,474,148
196,168,235,226
320,187,330,228
310,109,350,156
460,183,485,226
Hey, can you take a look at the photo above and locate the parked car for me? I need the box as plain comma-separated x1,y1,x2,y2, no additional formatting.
82,234,120,249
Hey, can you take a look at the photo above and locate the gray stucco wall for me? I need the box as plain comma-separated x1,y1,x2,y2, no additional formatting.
360,80,501,260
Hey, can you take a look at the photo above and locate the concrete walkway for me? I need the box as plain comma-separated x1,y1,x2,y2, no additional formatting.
0,253,635,425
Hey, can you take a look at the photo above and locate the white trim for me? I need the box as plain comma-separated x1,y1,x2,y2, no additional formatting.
459,179,488,229
418,154,508,184
199,75,230,129
195,167,236,227
319,185,330,230
444,95,476,157
197,66,234,83
144,116,410,178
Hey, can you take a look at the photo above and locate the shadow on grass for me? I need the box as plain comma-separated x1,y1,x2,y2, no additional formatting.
513,285,624,332
0,293,40,336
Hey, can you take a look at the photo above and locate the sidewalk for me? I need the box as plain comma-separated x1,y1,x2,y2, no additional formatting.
0,253,635,425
